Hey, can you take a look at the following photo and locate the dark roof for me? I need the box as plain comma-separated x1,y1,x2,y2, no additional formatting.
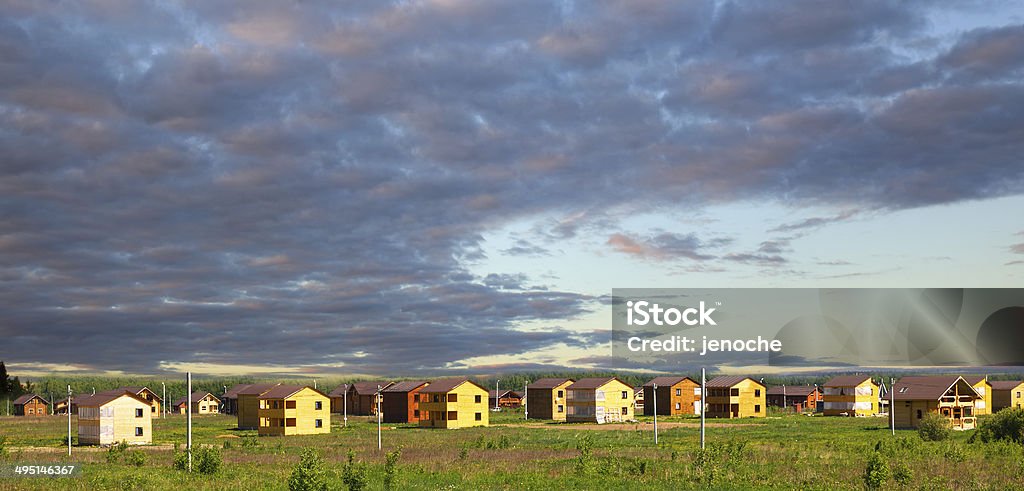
991,380,1024,390
383,381,428,393
260,385,327,399
892,376,979,401
174,391,220,406
13,393,49,405
75,391,150,407
328,384,350,397
766,385,817,396
527,378,574,389
236,383,281,396
421,379,486,393
962,375,989,386
223,384,257,398
823,375,874,387
566,377,630,390
489,389,522,399
351,381,392,395
97,386,162,402
706,376,763,388
643,376,695,388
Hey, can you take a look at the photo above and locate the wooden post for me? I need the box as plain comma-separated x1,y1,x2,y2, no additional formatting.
700,368,706,450
67,385,72,456
890,378,895,436
653,383,658,445
187,372,192,473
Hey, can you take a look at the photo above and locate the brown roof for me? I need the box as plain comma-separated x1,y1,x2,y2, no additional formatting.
991,380,1024,390
643,376,695,388
75,391,150,407
566,377,630,390
13,393,49,405
351,381,392,395
766,385,817,396
823,375,874,388
97,386,162,402
421,379,486,393
892,376,979,401
383,381,428,393
223,384,257,399
328,384,350,397
259,385,327,399
962,375,989,386
706,376,763,388
174,391,220,406
489,389,522,399
527,378,574,390
235,383,281,396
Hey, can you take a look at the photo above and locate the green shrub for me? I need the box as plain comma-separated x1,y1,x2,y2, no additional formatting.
383,447,402,490
863,452,889,489
288,448,328,491
172,451,188,471
241,436,261,449
124,449,146,467
574,434,594,473
106,441,129,463
195,445,222,474
121,474,143,491
974,408,1024,444
892,461,913,486
340,449,367,491
691,447,720,487
222,440,233,450
917,413,951,441
458,447,469,461
943,443,966,463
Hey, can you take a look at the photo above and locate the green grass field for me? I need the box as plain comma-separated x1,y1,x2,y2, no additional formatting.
1,409,1022,490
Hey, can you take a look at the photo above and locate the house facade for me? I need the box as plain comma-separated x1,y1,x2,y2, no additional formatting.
257,386,330,436
418,379,489,429
488,389,523,408
525,378,573,421
823,375,878,417
174,391,221,415
346,381,392,416
704,376,765,418
642,376,701,416
892,376,981,430
97,387,163,416
766,385,821,412
13,394,49,416
382,381,429,423
236,383,281,429
566,377,635,424
991,380,1024,411
76,392,152,445
964,376,992,415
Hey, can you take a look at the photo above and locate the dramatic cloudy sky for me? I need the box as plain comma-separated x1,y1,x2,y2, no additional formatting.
2,1,1023,377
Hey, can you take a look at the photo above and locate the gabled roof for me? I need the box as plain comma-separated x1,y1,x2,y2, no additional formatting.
527,378,574,390
421,378,486,393
328,384,350,397
962,375,989,386
224,383,258,398
489,389,522,399
350,381,392,395
259,385,327,399
75,391,151,408
892,376,980,401
174,391,221,406
991,380,1024,390
643,376,696,388
566,377,631,390
383,381,429,393
706,376,764,388
97,386,162,402
13,393,49,405
766,385,817,396
235,383,281,396
823,375,874,388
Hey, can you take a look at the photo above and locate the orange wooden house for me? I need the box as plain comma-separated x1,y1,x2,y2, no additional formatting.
382,381,429,423
13,394,49,416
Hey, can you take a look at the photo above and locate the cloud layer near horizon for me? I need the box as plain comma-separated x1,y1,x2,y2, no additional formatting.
1,1,1023,374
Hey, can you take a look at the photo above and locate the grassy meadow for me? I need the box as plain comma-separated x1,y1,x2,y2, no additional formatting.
1,408,1023,490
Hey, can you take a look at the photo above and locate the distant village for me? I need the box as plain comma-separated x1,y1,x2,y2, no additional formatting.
7,372,1024,446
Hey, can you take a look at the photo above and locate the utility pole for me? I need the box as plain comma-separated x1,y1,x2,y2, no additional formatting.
162,383,166,419
187,372,193,473
782,384,786,411
343,385,348,428
376,385,382,451
890,378,895,436
494,380,500,410
700,368,706,450
67,385,72,456
524,382,528,420
653,383,658,445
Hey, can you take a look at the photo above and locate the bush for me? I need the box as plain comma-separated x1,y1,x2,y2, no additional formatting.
195,445,222,474
943,443,966,463
574,434,594,473
918,413,951,442
341,449,367,491
241,436,261,449
106,441,129,463
125,449,147,467
892,461,913,486
863,452,889,489
172,451,188,471
288,448,328,491
974,408,1024,444
691,447,720,487
383,447,402,490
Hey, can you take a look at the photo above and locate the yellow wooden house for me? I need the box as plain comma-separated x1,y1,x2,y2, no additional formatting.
704,376,766,418
97,386,163,416
525,378,574,421
418,379,489,429
991,380,1024,411
174,391,221,415
236,383,281,429
257,386,330,436
964,376,992,415
565,377,635,424
76,391,152,445
823,375,878,417
892,376,981,430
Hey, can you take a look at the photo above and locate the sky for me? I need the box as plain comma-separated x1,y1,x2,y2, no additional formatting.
1,0,1023,378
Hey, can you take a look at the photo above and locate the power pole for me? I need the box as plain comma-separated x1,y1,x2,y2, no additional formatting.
494,380,500,411
187,372,193,473
524,382,528,420
343,385,348,428
67,385,72,456
653,383,658,445
162,383,166,419
890,378,895,436
700,368,706,450
376,385,382,451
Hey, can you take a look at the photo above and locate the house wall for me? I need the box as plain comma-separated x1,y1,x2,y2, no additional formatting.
527,381,572,421
15,399,48,416
258,388,330,436
567,380,635,423
705,380,766,418
823,381,877,416
992,384,1024,411
78,397,151,445
972,381,992,415
419,384,489,429
644,380,700,416
237,394,263,429
347,392,379,416
183,395,220,414
382,386,427,423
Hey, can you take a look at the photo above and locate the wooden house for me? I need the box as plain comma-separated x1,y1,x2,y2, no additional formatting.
13,394,49,416
634,387,644,413
346,381,393,416
53,397,76,415
704,376,766,418
76,391,152,445
525,378,574,421
235,383,281,429
173,391,221,415
892,376,981,430
488,389,523,408
766,385,821,412
823,375,878,417
418,379,489,429
991,380,1024,411
964,376,992,415
565,377,635,424
222,383,263,415
642,376,701,416
257,386,330,436
382,381,429,423
328,384,350,414
97,387,163,416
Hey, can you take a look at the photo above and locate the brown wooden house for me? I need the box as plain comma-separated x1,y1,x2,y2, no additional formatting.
525,378,574,421
222,383,265,415
328,384,350,414
346,381,393,416
53,397,76,415
766,385,821,412
13,394,49,416
489,389,523,408
642,376,701,416
235,383,282,429
382,381,429,423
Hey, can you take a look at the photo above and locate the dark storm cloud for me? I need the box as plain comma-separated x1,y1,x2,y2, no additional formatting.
2,1,1023,374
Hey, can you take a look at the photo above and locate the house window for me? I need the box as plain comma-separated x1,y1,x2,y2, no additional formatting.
475,395,481,403
315,419,323,428
621,391,628,399
475,412,482,421
286,418,297,427
731,388,739,396
621,407,628,415
135,408,143,418
200,406,206,411
557,404,564,413
135,427,143,436
315,401,323,410
448,411,458,421
755,405,761,413
916,410,922,419
286,400,297,409
414,394,420,402
676,388,682,396
675,403,681,410
414,409,420,418
557,390,564,398
448,394,457,402
433,395,439,403
755,389,761,397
